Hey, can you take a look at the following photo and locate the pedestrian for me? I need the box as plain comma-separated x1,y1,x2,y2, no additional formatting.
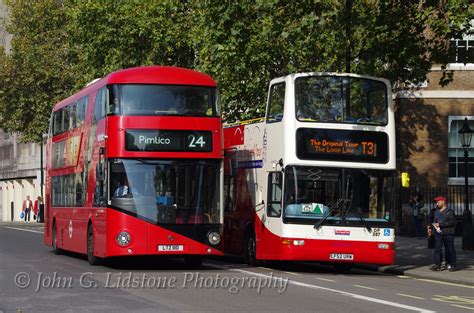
428,196,457,272
22,195,33,223
409,193,425,239
34,196,44,223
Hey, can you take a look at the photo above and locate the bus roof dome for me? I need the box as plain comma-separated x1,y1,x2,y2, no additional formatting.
105,66,217,87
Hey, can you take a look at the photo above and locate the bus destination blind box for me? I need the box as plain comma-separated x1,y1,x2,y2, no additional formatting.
296,128,389,163
125,129,212,152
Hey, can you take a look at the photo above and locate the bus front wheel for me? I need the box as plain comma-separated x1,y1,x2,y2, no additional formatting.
87,226,101,266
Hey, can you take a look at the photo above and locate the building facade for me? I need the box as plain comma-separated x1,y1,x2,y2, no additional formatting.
0,2,42,221
396,64,474,188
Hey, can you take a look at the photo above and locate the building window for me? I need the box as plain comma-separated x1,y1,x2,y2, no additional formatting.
449,39,474,64
448,116,474,184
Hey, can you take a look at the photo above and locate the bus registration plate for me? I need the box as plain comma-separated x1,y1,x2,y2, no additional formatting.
158,245,184,252
330,253,353,260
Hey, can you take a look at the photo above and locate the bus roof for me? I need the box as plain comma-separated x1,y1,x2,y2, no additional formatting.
53,66,217,111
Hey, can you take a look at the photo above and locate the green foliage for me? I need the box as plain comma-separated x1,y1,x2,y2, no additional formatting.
193,0,474,122
0,0,76,142
67,0,194,86
0,0,472,134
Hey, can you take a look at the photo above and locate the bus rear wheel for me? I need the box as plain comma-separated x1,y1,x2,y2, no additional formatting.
87,226,101,266
244,231,258,267
52,223,62,255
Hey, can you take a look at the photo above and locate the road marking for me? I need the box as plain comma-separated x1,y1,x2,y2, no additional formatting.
451,304,474,311
4,227,43,234
432,295,474,305
398,275,412,279
353,285,378,290
206,263,435,313
315,278,336,282
398,293,426,300
417,278,474,289
283,271,301,276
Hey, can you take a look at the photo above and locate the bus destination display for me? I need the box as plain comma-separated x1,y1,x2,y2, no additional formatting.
296,128,388,163
126,130,212,152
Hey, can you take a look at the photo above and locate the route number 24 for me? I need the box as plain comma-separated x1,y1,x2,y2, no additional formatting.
188,135,206,148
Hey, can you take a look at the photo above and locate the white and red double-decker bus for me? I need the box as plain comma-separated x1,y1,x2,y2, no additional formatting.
44,66,223,265
224,72,396,268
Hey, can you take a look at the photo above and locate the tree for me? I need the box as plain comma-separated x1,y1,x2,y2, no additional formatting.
192,0,474,122
0,0,76,142
0,0,472,134
0,0,195,140
67,0,194,86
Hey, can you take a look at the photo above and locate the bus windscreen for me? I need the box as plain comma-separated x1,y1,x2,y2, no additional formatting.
112,84,219,117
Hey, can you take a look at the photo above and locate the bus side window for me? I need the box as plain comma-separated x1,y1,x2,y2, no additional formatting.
70,103,77,129
266,82,285,123
267,172,283,217
93,87,107,122
62,106,70,132
77,96,88,126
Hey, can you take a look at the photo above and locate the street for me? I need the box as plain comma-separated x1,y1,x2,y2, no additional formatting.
1,225,473,313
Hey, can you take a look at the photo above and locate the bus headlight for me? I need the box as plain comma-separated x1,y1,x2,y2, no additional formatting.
116,231,131,247
207,231,221,246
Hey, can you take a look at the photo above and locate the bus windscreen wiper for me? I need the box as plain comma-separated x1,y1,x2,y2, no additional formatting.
314,198,346,230
343,205,372,232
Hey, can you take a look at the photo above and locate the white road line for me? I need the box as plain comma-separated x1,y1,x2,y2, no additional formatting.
398,293,426,300
315,278,336,282
206,263,436,313
416,278,474,289
353,285,378,290
4,226,43,234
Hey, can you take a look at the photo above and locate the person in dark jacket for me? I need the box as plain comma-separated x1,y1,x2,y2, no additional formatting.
428,196,457,272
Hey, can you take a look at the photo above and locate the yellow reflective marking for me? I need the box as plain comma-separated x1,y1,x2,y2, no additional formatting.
451,304,474,311
432,295,474,305
315,278,336,282
416,278,474,289
397,293,425,300
353,285,378,290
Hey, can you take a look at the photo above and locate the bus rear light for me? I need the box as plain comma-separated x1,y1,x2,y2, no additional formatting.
116,231,131,247
282,239,291,245
207,231,221,246
378,243,389,250
293,240,305,246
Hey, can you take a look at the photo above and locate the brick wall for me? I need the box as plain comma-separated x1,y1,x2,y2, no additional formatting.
396,68,474,187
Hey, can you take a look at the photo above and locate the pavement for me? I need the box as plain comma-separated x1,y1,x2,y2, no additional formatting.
359,235,474,286
1,221,473,286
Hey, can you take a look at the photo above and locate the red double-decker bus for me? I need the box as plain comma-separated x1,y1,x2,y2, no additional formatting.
44,66,223,265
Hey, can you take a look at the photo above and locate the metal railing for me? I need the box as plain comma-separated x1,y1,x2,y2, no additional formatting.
401,186,474,216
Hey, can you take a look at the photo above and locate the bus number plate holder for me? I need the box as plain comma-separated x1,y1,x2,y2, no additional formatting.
329,253,353,260
158,245,184,252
